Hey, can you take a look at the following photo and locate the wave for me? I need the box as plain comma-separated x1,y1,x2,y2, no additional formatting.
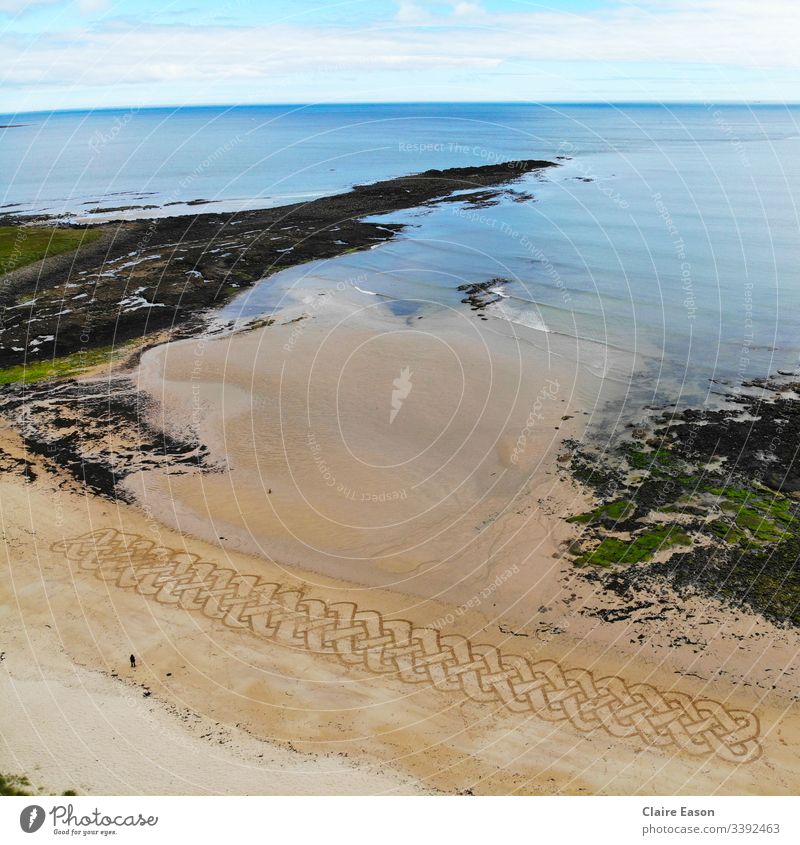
484,300,637,359
485,300,550,333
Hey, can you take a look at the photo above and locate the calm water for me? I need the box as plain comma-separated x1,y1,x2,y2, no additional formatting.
3,103,800,406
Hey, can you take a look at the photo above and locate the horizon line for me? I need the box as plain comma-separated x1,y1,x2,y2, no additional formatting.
3,100,800,119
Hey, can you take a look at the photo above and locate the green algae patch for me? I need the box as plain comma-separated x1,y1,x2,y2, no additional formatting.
0,343,135,386
706,484,749,501
624,448,651,470
708,519,750,545
562,397,800,625
567,499,636,525
728,506,788,543
710,487,796,543
575,525,692,567
624,443,678,471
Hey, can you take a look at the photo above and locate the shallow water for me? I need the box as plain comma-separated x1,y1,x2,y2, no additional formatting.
3,102,800,407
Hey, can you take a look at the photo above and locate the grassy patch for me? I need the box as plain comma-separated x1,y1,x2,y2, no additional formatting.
0,772,79,796
0,343,134,386
0,225,101,275
575,525,692,567
0,772,33,796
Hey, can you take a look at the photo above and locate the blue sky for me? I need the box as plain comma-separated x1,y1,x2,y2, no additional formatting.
2,0,799,112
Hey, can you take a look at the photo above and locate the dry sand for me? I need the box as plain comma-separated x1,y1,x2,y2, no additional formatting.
1,290,799,795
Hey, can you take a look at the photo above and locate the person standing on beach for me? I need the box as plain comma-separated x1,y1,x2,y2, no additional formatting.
130,654,136,669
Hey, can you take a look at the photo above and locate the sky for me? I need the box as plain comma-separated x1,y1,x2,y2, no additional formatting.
2,0,799,113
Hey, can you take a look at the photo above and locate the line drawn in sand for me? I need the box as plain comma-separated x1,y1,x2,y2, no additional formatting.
54,528,762,764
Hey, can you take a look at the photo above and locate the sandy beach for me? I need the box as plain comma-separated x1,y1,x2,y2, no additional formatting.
131,290,611,594
2,279,798,795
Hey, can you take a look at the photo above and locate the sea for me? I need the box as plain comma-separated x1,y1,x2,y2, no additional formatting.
2,102,799,411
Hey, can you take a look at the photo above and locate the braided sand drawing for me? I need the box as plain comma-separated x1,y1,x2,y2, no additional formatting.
54,529,762,762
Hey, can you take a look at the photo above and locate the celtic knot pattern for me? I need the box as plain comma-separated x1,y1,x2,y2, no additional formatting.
53,528,762,763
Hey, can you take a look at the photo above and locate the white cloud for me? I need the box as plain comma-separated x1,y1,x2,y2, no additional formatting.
0,0,59,12
2,1,799,102
449,2,484,18
77,0,109,14
394,2,435,25
0,0,107,13
396,1,486,24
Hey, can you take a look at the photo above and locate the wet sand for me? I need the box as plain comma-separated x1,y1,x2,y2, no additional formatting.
130,291,615,605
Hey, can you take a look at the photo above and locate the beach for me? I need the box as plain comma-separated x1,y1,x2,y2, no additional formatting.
2,277,799,795
130,288,604,592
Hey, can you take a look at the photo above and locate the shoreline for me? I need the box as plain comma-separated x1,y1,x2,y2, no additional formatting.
0,159,554,369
